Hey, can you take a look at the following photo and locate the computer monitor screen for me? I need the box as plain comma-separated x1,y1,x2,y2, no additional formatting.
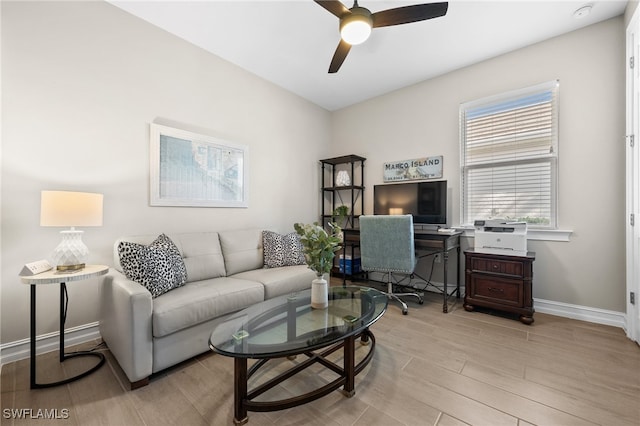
373,181,447,225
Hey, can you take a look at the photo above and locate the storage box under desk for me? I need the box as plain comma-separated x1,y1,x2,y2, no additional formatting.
339,255,361,275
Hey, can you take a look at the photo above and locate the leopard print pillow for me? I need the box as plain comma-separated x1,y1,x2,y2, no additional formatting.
262,231,306,268
118,234,187,298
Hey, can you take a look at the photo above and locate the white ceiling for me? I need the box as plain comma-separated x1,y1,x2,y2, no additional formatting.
109,0,628,111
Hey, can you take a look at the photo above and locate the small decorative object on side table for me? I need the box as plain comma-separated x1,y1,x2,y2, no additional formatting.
20,264,109,388
463,249,535,325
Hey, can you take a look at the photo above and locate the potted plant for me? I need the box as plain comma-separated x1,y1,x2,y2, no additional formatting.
332,205,350,229
294,222,342,309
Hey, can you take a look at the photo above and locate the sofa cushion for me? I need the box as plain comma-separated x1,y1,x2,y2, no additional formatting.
152,277,265,338
118,234,188,298
219,229,263,275
114,234,157,274
170,232,226,282
232,264,316,299
262,231,306,268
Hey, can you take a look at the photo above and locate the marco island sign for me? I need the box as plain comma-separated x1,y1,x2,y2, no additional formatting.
383,156,443,182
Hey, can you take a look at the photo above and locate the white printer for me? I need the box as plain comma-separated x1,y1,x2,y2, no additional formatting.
473,219,528,256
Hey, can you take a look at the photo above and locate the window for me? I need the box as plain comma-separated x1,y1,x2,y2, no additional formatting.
460,81,559,228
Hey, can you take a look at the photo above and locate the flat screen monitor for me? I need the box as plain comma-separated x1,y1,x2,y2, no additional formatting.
373,181,447,225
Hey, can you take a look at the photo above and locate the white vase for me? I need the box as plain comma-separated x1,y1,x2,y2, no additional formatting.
311,276,328,309
335,170,350,186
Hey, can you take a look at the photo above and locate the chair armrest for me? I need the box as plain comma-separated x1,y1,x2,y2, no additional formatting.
99,270,153,383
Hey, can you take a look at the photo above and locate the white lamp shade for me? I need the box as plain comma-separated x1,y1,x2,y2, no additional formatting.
40,191,103,227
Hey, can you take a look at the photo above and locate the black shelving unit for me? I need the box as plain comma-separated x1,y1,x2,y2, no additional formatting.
320,155,366,280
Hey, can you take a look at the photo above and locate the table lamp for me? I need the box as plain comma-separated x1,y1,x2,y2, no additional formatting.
40,190,103,271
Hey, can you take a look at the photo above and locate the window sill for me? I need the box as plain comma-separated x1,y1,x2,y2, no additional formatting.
454,227,573,242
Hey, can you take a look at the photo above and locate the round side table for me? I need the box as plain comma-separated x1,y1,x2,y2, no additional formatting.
20,264,109,389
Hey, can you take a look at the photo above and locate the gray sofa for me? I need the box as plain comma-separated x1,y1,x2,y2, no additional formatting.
99,229,315,388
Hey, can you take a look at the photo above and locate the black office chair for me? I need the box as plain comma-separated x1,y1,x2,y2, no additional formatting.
359,214,424,315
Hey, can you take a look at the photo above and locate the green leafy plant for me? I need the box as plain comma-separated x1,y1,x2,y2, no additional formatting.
332,205,350,228
294,222,342,278
332,205,349,220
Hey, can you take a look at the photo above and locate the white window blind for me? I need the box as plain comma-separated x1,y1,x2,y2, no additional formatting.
460,81,559,228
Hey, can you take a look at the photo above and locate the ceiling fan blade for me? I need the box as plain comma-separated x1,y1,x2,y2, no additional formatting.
314,0,350,18
329,39,352,73
372,2,448,28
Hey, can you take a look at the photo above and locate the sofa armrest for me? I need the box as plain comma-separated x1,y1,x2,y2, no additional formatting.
99,270,153,384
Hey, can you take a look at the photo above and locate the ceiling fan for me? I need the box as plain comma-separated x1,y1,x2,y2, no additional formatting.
314,0,448,73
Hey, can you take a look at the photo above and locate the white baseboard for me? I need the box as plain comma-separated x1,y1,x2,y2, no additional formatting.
532,298,626,329
0,322,101,366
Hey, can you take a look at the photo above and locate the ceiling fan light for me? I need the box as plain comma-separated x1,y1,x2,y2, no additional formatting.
340,9,372,45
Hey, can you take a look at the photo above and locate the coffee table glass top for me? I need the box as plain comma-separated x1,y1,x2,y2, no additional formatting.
209,286,387,358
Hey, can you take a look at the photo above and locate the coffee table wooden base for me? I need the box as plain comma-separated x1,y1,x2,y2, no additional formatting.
232,328,375,425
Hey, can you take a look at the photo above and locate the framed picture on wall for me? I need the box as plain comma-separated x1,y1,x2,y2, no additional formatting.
383,155,443,182
149,124,248,207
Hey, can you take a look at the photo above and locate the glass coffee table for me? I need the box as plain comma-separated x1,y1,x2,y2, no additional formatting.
209,285,388,425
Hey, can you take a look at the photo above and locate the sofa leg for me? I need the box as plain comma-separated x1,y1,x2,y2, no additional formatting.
130,377,149,390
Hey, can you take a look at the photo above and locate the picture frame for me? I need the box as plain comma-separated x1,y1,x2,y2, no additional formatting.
383,155,443,182
150,124,248,207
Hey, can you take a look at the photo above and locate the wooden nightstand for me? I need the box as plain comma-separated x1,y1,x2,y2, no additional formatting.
463,249,535,324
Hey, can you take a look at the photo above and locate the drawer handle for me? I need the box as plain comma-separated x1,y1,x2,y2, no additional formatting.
492,264,499,269
488,287,504,293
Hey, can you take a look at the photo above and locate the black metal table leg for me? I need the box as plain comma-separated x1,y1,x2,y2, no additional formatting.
29,282,105,389
443,251,449,313
30,285,37,389
456,246,461,298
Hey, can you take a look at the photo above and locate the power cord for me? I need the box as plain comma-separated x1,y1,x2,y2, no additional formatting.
61,285,107,354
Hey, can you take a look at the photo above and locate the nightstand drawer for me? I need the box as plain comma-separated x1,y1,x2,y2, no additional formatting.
470,257,524,277
472,276,522,306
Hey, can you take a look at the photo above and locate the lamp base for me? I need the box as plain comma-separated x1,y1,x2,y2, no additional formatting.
52,228,89,270
56,263,86,272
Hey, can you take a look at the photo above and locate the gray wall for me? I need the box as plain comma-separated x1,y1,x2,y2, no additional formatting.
330,17,626,312
1,1,330,344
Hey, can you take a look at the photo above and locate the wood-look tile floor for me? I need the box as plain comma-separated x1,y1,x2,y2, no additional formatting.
2,282,639,426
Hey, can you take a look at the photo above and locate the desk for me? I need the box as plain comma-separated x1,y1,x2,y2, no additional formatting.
20,265,109,389
341,229,462,313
